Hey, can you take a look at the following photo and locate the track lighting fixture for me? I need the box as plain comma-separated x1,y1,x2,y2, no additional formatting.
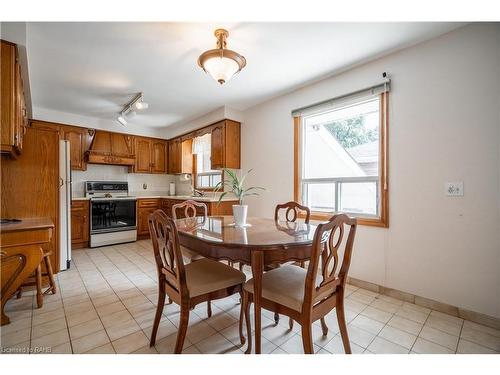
116,92,148,126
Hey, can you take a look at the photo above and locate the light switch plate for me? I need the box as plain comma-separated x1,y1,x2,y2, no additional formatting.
445,182,464,196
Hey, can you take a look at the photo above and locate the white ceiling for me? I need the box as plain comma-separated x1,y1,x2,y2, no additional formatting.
27,22,464,129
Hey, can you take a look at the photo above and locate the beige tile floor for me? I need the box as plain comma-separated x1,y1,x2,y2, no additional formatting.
1,240,499,354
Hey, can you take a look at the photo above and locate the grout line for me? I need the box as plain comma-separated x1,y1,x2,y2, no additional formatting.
56,276,75,354
454,318,465,354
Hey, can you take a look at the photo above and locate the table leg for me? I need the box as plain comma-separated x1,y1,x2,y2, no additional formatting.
251,251,264,354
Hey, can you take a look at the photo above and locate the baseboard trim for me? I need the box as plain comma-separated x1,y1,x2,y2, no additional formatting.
347,276,500,331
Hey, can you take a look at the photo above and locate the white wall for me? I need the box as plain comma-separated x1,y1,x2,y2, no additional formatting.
241,24,500,319
163,106,244,139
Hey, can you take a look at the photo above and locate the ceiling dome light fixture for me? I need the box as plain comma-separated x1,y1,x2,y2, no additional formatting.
116,92,148,126
198,28,246,85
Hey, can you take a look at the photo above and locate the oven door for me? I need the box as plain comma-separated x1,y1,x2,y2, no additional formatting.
90,198,137,234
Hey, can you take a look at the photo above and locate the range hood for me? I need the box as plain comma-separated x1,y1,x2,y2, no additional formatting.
86,130,135,166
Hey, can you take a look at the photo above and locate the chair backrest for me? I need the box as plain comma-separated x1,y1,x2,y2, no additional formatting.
148,209,187,298
274,201,311,224
172,200,208,220
303,214,357,312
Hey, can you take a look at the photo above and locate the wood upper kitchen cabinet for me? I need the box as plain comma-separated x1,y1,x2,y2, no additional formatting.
137,198,159,238
151,140,167,173
62,126,92,171
134,137,168,174
71,200,89,248
1,40,28,158
167,138,193,174
210,120,241,170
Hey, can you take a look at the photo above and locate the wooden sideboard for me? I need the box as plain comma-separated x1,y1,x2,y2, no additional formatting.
0,218,54,325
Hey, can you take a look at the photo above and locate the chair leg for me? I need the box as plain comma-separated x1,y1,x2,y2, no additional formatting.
320,317,328,336
167,297,173,305
336,290,352,354
238,291,245,345
175,304,190,354
43,255,57,294
239,263,244,271
207,300,212,318
243,291,252,354
35,264,43,308
301,324,314,354
299,261,306,268
274,312,280,325
288,317,294,330
150,291,166,347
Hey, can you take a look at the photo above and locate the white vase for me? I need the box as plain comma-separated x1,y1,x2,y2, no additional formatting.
232,204,248,227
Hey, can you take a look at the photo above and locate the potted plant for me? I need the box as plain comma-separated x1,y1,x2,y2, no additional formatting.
214,169,265,227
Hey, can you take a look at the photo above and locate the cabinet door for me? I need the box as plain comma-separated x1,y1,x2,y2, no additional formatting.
14,61,24,152
211,123,224,169
64,128,86,170
168,139,180,174
71,203,89,244
137,207,155,236
151,140,167,174
135,137,152,173
1,41,19,156
111,133,134,157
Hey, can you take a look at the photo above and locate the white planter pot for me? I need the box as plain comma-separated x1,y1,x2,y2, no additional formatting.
232,205,248,227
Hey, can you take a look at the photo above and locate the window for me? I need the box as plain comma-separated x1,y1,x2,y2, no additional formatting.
193,134,222,190
294,91,388,227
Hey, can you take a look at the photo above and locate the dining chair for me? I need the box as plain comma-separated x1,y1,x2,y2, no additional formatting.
242,213,357,354
172,200,207,263
148,209,247,353
171,200,214,315
269,201,311,325
275,201,310,269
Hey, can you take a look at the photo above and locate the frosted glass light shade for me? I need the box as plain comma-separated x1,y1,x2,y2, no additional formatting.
203,56,240,84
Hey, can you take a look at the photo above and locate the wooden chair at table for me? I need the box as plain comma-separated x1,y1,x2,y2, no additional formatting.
268,201,311,325
275,201,311,268
171,200,215,316
242,214,357,354
148,210,247,353
171,200,207,263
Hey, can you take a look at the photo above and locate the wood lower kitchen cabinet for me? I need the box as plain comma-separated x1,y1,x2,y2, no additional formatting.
137,197,236,238
1,40,28,158
134,137,168,174
137,198,160,238
160,198,236,218
71,200,90,249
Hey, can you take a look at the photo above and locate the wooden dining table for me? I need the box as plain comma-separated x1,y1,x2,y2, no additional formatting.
175,215,318,354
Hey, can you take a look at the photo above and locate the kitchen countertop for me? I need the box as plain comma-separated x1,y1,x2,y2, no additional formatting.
71,194,237,203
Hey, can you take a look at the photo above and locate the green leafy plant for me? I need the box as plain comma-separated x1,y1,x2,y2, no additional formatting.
214,169,265,205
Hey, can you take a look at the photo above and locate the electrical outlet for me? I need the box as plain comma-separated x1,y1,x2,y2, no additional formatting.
445,182,463,196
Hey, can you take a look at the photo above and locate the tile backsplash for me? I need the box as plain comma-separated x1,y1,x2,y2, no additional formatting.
72,164,176,197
